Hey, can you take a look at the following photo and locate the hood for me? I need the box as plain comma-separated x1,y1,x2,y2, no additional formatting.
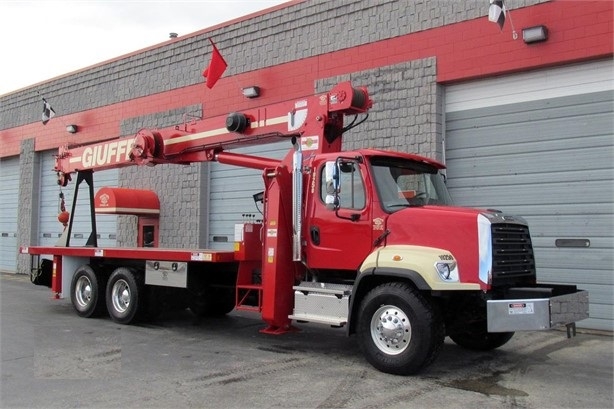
382,206,501,285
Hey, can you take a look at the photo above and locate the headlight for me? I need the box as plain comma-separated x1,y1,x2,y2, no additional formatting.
435,261,458,281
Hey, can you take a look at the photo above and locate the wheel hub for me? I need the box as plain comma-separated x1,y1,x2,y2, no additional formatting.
371,305,412,355
75,276,92,308
120,289,130,305
112,280,131,313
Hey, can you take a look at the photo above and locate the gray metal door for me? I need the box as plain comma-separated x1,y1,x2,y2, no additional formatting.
0,156,20,272
208,142,290,249
445,61,614,331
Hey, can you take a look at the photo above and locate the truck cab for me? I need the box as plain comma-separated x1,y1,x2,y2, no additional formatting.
303,149,452,271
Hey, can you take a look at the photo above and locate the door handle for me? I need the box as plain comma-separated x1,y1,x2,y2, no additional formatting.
310,226,320,245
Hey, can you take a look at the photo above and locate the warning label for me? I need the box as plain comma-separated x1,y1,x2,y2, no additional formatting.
508,302,534,315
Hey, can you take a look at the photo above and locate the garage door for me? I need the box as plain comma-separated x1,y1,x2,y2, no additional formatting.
0,156,20,272
39,150,118,247
445,60,613,331
208,142,289,249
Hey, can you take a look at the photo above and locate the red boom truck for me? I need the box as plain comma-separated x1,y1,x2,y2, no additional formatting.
22,82,588,375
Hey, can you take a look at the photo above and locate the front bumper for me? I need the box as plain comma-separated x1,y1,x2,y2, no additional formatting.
487,285,589,332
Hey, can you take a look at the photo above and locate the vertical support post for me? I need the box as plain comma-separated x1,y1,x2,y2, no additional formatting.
51,255,62,299
259,164,297,334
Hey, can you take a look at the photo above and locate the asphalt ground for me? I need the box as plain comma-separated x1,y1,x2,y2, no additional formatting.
1,272,612,409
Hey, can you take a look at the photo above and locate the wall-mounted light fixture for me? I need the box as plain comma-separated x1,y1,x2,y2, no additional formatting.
522,25,548,44
66,124,78,134
242,86,260,98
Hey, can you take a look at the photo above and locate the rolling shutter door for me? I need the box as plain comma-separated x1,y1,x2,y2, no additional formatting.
445,60,613,331
208,142,289,249
0,156,20,272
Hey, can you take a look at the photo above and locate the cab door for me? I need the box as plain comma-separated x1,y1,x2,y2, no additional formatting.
303,157,374,270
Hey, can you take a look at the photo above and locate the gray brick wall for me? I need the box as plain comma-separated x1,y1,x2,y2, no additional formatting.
319,57,442,161
118,163,208,248
117,103,208,248
16,138,39,274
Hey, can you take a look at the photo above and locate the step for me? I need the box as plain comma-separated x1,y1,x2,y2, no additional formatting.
292,281,352,296
289,313,346,327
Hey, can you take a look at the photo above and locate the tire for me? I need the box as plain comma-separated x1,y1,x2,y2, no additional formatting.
356,282,444,375
70,265,106,318
106,267,143,324
449,327,515,351
189,288,235,317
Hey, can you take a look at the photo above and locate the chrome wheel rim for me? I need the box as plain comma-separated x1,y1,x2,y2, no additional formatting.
111,279,131,314
74,276,93,309
370,304,412,355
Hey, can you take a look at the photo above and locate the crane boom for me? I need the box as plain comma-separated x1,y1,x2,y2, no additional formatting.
55,82,372,186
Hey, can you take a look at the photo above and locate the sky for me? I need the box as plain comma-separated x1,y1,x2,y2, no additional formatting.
0,0,289,96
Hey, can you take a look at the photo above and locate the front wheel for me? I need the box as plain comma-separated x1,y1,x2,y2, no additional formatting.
357,282,444,375
70,265,106,318
106,267,144,324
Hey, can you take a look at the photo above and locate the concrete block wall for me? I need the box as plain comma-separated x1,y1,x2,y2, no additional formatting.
118,163,209,249
16,139,39,274
117,103,207,248
322,58,441,160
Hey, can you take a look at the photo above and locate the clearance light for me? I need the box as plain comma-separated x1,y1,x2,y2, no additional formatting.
392,255,403,262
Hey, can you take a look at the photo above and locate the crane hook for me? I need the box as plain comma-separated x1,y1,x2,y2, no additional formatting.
57,191,70,228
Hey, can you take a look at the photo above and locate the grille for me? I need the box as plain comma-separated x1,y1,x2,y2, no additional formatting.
491,223,536,283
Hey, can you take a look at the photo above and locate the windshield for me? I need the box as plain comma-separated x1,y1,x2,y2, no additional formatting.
370,156,453,212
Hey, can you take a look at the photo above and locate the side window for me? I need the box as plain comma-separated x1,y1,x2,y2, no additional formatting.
320,161,366,209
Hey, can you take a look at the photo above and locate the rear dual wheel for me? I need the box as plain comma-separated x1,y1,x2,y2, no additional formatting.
70,266,146,324
106,267,144,324
70,265,107,318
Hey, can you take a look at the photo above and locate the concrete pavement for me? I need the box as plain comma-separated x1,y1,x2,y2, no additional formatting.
1,272,612,409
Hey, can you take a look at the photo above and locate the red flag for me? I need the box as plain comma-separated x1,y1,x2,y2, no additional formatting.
202,38,228,89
